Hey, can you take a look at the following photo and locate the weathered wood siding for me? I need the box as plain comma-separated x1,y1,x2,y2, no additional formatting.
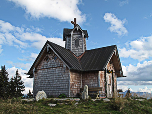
99,71,105,92
82,71,98,88
65,36,71,50
72,29,83,56
70,71,99,97
83,37,87,51
65,29,87,57
33,50,70,97
70,71,81,97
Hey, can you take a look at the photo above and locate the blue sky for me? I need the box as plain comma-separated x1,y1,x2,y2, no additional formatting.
0,0,152,94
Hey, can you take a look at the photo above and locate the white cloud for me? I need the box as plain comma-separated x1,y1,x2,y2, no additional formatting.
0,20,28,49
17,32,65,49
119,36,152,61
7,67,33,95
8,0,85,24
118,60,152,82
138,86,152,93
0,20,65,52
118,81,152,85
0,45,3,54
119,0,129,6
32,37,65,49
18,52,38,62
30,53,38,60
103,13,128,36
117,85,133,92
7,61,31,70
0,20,14,32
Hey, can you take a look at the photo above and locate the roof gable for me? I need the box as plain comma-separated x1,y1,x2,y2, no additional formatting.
27,41,82,76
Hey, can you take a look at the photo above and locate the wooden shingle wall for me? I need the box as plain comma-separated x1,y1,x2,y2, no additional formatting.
99,71,105,92
70,71,99,97
65,37,71,50
70,71,81,97
33,51,70,97
82,71,98,88
71,29,86,56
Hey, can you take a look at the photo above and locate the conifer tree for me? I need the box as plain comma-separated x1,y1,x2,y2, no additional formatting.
27,89,33,98
0,65,9,99
14,69,25,98
9,76,16,98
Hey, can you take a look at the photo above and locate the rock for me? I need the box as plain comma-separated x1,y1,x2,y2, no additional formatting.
35,90,47,101
22,98,34,102
74,99,80,102
48,103,56,107
75,102,78,105
103,98,110,102
135,99,145,101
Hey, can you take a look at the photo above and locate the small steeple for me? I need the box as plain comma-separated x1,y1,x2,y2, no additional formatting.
71,18,77,28
63,18,88,56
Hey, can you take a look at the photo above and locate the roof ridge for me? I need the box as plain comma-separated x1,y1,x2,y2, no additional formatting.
86,45,116,51
47,40,65,48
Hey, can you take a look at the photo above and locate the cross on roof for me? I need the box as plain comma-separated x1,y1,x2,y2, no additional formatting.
71,18,77,27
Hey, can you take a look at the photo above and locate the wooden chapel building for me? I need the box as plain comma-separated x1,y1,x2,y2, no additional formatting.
27,18,125,98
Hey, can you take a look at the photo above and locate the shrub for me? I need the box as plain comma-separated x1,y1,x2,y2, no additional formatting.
48,95,54,98
109,97,128,111
58,93,67,98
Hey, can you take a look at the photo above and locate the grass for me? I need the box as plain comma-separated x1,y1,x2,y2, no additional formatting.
0,97,152,114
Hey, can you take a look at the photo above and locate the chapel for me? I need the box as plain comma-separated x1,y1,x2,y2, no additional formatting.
27,18,125,98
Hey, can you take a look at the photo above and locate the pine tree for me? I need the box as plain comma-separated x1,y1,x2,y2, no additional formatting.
14,69,25,98
9,76,16,98
0,65,9,99
27,89,33,98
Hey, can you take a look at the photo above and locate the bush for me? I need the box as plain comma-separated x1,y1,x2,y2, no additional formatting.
58,93,67,98
109,97,128,111
48,95,54,98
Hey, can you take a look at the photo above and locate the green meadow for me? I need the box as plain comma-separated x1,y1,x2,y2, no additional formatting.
0,97,152,114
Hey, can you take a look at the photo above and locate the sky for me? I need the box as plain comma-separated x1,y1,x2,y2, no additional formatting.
0,0,152,94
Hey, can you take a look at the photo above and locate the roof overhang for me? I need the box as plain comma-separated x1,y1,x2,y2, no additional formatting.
103,46,124,77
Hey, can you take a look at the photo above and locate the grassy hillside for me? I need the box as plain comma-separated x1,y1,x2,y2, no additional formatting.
0,97,152,114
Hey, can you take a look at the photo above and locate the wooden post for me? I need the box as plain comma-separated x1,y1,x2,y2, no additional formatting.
112,70,114,97
104,69,107,97
69,72,71,97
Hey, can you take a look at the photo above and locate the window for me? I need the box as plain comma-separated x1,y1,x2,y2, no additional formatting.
52,55,58,60
75,39,79,48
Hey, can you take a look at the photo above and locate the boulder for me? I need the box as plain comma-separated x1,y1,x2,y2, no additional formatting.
35,90,47,101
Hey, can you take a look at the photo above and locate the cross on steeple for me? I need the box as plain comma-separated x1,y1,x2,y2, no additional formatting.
71,18,77,27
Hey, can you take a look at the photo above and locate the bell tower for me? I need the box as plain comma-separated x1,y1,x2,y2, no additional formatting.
63,18,88,56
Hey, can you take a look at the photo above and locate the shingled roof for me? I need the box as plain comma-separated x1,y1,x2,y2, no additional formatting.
47,41,82,70
27,41,122,77
80,45,116,71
